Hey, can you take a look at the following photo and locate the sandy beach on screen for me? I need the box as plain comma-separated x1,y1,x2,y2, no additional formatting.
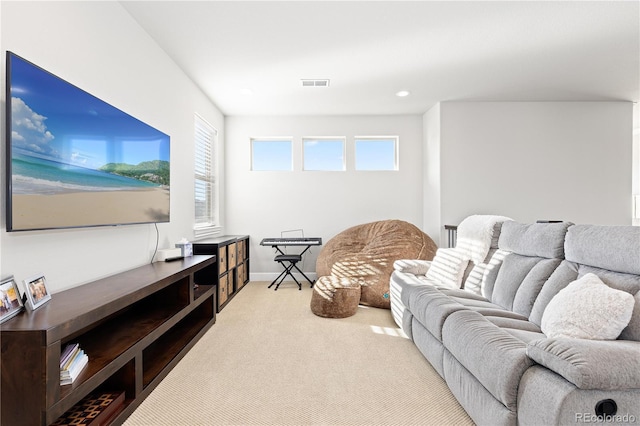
10,187,170,230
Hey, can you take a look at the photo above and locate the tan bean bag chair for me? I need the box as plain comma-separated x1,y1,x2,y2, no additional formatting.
316,220,437,309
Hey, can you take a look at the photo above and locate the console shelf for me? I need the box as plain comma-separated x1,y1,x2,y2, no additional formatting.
1,255,216,425
193,235,250,311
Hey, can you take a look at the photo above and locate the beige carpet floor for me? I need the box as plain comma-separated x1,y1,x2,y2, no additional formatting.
123,281,474,426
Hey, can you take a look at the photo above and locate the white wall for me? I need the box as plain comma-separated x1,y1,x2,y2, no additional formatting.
425,101,633,233
423,104,442,245
225,115,423,280
1,2,224,292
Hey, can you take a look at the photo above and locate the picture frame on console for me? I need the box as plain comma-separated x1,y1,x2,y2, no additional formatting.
23,274,51,311
0,276,24,323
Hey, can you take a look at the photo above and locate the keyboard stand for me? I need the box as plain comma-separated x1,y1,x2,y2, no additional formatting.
260,238,322,288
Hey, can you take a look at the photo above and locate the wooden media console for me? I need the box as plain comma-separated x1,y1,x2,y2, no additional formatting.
1,255,217,425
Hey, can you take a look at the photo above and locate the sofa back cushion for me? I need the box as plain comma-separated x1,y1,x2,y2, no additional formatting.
529,260,579,326
463,248,497,295
565,225,640,276
483,222,571,316
498,221,569,259
532,224,640,341
491,254,562,317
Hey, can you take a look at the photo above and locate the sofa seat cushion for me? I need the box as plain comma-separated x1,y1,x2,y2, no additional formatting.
486,316,543,333
439,287,489,302
450,296,530,320
408,286,465,341
390,270,434,307
441,287,530,319
442,310,535,411
407,284,533,343
503,328,547,344
485,316,545,343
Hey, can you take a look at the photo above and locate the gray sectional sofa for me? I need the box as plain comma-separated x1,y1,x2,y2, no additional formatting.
390,220,640,426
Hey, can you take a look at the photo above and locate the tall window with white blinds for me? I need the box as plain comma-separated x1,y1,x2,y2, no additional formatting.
194,114,220,238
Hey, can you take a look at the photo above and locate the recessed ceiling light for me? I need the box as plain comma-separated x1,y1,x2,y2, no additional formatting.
396,90,410,97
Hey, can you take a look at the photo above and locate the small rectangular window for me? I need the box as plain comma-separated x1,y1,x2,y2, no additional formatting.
303,137,345,171
355,137,398,171
251,139,293,171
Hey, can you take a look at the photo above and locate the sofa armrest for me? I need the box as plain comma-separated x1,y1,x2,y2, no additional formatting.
393,259,432,275
527,338,640,390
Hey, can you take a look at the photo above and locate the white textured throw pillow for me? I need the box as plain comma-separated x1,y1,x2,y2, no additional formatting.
541,273,635,340
425,248,469,289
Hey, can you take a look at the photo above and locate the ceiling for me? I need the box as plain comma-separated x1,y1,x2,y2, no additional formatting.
121,1,640,116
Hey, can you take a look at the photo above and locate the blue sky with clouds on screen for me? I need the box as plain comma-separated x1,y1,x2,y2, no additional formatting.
9,53,169,169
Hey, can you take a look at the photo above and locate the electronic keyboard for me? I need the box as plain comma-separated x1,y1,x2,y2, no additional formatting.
260,237,323,246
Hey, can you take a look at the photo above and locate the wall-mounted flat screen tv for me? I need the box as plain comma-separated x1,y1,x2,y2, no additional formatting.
5,52,170,231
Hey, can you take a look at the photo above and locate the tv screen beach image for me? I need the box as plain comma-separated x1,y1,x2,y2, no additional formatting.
8,53,170,231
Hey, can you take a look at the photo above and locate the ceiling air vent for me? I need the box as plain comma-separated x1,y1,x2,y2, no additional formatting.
301,79,330,87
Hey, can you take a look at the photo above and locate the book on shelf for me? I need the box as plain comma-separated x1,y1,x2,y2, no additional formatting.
63,349,84,374
61,353,88,385
60,343,79,368
51,391,125,426
60,343,88,385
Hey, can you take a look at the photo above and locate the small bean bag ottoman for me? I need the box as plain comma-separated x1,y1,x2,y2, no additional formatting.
310,276,361,318
316,219,437,309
